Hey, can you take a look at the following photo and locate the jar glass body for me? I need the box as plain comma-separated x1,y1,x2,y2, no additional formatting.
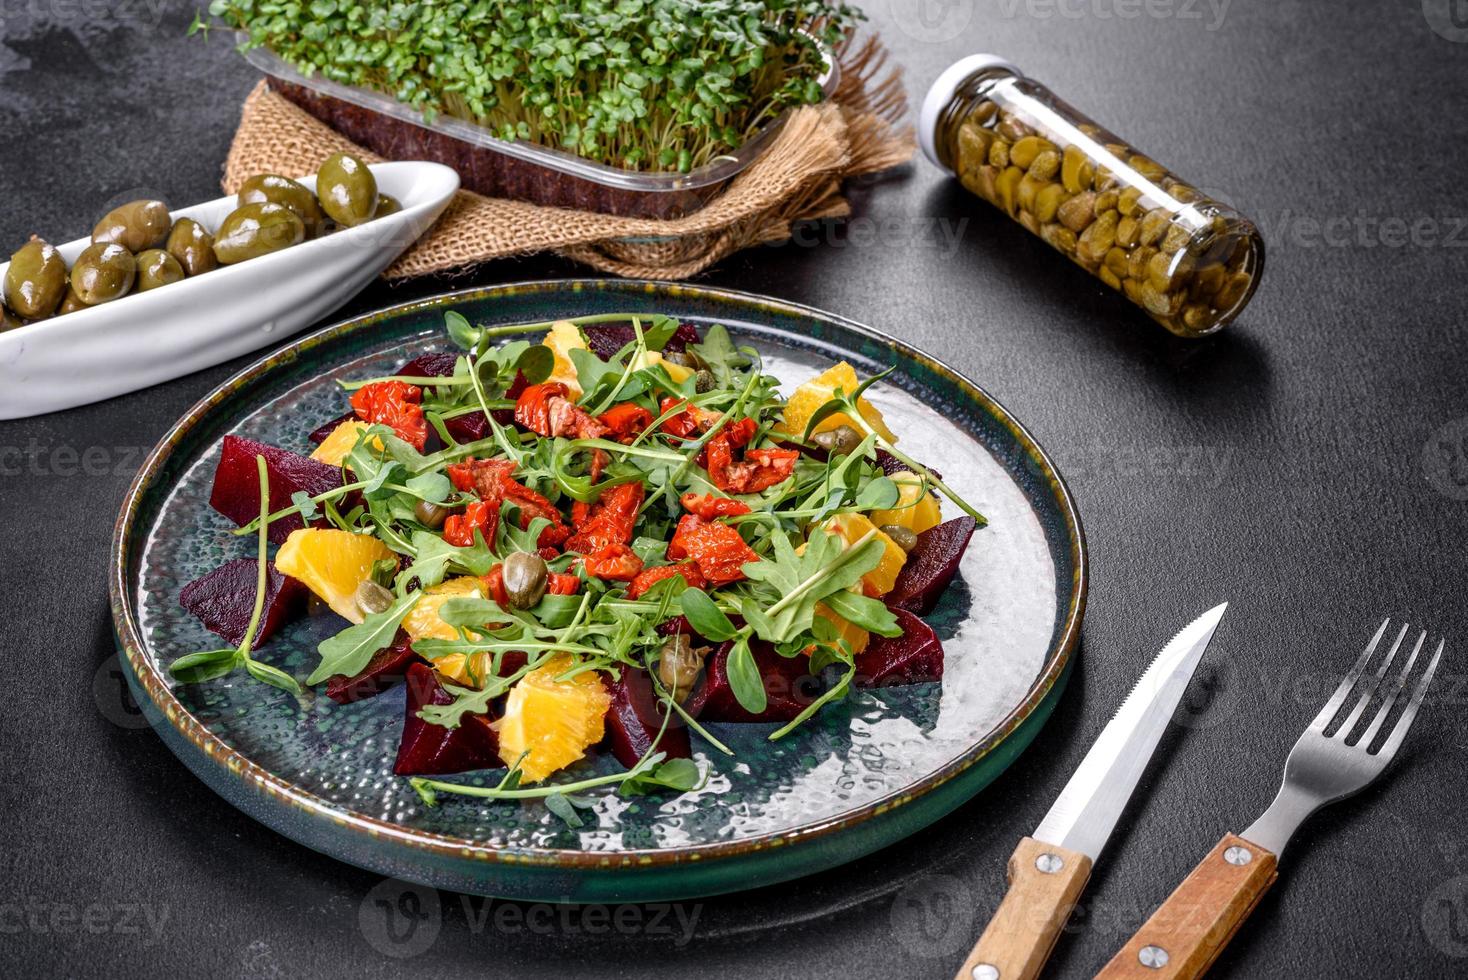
935,69,1263,338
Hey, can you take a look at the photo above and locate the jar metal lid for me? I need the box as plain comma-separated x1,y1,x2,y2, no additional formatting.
918,54,1023,173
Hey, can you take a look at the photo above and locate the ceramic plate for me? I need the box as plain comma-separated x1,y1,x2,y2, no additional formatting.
110,280,1086,902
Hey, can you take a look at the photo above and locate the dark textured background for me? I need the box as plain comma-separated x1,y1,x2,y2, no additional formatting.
3,1,1466,977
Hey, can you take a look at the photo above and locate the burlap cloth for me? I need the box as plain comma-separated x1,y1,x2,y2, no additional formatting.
223,35,914,280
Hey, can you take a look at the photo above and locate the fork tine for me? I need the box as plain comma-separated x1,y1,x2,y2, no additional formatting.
1333,622,1410,739
1310,618,1391,732
1375,638,1445,763
1358,630,1426,747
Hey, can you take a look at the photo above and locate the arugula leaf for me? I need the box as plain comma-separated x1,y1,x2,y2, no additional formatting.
689,324,748,387
641,315,681,352
404,471,451,503
291,490,319,522
307,592,420,684
679,588,736,641
738,529,885,643
822,588,903,637
853,475,899,511
544,792,588,828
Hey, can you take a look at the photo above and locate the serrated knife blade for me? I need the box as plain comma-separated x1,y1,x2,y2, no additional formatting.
1032,601,1228,861
953,602,1228,980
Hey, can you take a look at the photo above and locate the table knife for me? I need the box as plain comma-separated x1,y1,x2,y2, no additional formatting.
953,603,1229,980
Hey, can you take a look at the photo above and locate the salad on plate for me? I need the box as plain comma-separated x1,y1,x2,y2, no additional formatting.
172,312,985,818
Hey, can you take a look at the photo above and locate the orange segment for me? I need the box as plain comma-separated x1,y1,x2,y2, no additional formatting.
814,601,870,655
869,471,942,535
777,361,898,444
543,319,586,398
274,528,397,623
820,512,907,597
309,420,383,467
433,651,493,688
497,654,611,783
402,577,484,643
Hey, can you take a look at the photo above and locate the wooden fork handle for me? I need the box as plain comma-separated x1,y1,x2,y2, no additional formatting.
1095,834,1278,980
953,837,1092,980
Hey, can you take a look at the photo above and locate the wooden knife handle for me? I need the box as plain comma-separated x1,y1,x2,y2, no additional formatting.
1095,833,1278,980
953,837,1092,980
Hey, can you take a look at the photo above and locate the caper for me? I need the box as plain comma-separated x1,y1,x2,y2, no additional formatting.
3,238,66,319
354,580,394,617
414,499,449,529
165,218,217,276
657,633,708,704
238,173,327,237
502,551,549,610
373,193,402,218
92,199,171,252
212,202,306,264
879,524,919,553
70,243,136,306
810,424,862,456
315,152,378,227
693,369,716,393
136,249,184,292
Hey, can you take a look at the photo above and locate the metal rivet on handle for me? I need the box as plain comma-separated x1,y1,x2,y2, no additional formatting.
1224,846,1253,866
1035,853,1064,874
972,965,1000,980
1139,945,1171,969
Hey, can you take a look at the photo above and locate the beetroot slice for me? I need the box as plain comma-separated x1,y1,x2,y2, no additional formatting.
854,607,944,687
393,663,503,776
583,322,701,361
326,630,419,704
887,516,978,615
308,412,356,445
687,640,826,723
604,668,691,769
179,557,305,649
209,435,345,544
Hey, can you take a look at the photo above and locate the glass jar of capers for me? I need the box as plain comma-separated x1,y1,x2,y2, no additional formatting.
920,55,1264,338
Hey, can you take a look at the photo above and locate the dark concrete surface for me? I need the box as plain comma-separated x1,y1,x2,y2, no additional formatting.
2,1,1466,977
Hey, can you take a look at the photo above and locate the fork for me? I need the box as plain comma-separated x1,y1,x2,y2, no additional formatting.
1095,619,1446,979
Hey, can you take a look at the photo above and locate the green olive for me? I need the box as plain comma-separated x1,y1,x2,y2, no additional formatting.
693,369,716,394
70,243,136,306
354,580,394,617
315,152,378,227
657,633,707,704
135,249,185,292
810,424,862,456
373,193,401,218
501,551,549,610
92,199,171,252
879,524,919,553
212,203,306,264
4,238,67,319
55,286,88,316
414,499,450,529
238,173,326,237
165,218,217,276
1,302,23,331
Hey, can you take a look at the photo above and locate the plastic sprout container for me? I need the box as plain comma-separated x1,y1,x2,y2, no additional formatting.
920,55,1264,337
244,39,837,221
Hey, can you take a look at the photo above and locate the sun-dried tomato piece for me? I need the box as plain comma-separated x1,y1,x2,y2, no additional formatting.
719,447,799,494
667,515,759,586
351,380,428,450
515,382,610,440
589,448,609,484
597,403,654,443
443,500,498,548
565,481,644,554
583,543,644,582
680,493,752,520
546,572,581,596
626,562,706,600
445,456,570,550
482,564,509,607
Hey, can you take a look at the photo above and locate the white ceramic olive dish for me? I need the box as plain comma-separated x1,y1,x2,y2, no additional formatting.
0,160,459,419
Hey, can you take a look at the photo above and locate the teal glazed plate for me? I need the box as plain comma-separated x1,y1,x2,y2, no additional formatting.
109,280,1087,903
